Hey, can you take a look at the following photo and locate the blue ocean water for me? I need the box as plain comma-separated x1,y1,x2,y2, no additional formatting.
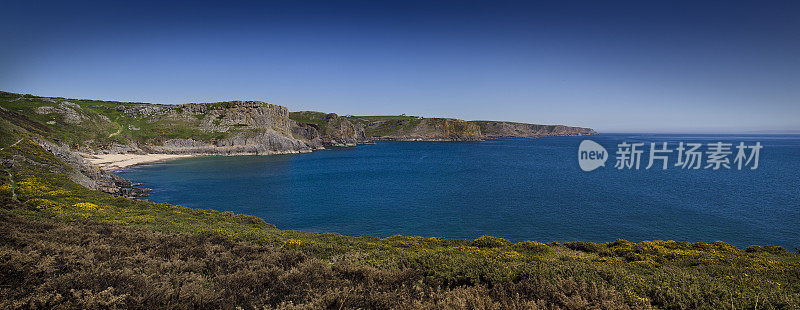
117,134,800,249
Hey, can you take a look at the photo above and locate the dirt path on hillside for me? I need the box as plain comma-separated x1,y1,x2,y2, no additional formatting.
0,138,23,152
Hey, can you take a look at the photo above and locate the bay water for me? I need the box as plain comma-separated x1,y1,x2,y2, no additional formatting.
118,134,800,249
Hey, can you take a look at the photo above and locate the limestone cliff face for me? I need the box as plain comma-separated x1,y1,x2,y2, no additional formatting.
178,101,292,135
142,131,311,155
113,101,314,154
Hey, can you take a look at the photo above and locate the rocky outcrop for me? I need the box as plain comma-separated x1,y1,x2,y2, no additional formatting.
96,174,152,198
36,102,89,124
474,121,597,138
179,101,293,135
318,114,369,146
114,104,169,118
35,139,152,198
291,122,324,149
144,130,313,155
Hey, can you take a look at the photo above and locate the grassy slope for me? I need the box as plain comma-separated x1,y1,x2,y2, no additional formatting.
1,138,798,308
0,91,228,149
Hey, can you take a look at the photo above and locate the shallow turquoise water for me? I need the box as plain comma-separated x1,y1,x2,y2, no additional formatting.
118,134,800,249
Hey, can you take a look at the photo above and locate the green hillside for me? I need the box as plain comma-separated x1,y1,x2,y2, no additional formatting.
0,91,227,149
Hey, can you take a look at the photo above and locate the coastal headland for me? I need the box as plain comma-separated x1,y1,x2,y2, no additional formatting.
0,91,595,196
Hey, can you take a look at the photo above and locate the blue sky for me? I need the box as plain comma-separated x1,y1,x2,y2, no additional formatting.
2,0,798,132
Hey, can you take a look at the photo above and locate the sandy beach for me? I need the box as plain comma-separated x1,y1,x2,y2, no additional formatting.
83,153,195,171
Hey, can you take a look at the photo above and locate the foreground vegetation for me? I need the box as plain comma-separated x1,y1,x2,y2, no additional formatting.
1,139,798,309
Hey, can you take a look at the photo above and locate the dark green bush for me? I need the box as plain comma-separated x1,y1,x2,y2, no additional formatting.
472,235,510,248
608,239,633,247
746,245,763,253
565,241,608,254
747,245,789,255
513,241,549,253
762,245,789,255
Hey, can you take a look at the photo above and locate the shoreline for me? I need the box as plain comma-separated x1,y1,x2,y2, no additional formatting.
82,153,197,171
82,148,317,171
82,135,600,171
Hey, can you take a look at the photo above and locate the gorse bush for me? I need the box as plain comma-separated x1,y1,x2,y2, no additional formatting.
1,139,799,309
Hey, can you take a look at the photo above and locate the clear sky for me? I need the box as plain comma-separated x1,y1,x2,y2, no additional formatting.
2,0,798,133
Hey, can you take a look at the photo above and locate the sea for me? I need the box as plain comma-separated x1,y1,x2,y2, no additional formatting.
117,134,800,249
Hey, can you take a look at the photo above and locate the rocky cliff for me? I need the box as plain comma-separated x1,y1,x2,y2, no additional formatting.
1,91,597,198
110,101,314,155
288,111,371,147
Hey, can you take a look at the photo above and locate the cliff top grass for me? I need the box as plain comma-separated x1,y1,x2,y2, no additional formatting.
191,100,281,110
289,111,419,123
1,138,799,308
288,111,335,131
0,91,234,149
